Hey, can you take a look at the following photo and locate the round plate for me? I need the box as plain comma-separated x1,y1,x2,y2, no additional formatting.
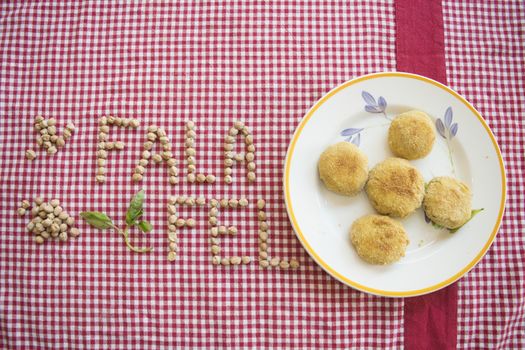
284,72,506,297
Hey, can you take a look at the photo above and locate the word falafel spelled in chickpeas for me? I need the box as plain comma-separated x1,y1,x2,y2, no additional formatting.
20,117,299,269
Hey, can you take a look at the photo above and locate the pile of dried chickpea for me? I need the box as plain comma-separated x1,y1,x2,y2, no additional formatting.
18,198,79,244
26,116,75,160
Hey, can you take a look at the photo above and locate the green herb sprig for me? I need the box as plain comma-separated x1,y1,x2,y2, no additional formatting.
448,208,484,233
428,208,484,233
80,190,153,253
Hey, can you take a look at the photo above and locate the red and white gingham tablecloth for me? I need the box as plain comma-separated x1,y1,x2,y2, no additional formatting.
0,1,523,349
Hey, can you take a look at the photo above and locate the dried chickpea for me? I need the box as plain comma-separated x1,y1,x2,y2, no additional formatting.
290,259,300,269
25,149,36,160
257,199,266,209
245,152,255,161
230,256,242,265
152,154,162,163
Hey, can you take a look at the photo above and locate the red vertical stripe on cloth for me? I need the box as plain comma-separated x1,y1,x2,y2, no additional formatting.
395,1,457,350
395,0,447,83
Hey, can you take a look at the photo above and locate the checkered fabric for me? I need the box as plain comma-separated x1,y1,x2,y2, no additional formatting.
1,1,524,349
443,1,525,349
0,1,401,349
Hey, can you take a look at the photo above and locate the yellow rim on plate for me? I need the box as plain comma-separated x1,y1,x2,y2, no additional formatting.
283,72,506,297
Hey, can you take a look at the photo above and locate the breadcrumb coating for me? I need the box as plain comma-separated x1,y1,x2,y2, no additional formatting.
423,176,472,229
365,158,425,217
318,142,368,196
388,110,435,160
350,214,409,265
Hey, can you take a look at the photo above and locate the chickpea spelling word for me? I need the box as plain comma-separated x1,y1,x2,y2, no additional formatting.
21,115,299,269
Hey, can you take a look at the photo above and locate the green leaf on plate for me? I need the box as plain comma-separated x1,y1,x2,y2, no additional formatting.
431,221,445,230
449,208,484,233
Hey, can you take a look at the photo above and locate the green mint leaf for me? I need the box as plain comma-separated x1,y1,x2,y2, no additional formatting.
126,189,144,226
449,208,484,233
80,211,114,230
137,220,153,233
431,221,445,230
471,208,485,216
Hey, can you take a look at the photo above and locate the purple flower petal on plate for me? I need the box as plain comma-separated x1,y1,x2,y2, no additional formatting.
351,133,361,147
361,91,377,106
341,127,364,137
436,118,446,138
444,107,453,127
378,96,387,110
365,105,382,113
450,123,458,138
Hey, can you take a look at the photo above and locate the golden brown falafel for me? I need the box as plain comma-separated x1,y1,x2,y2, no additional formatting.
388,110,435,160
318,142,368,196
350,214,409,265
423,176,472,229
365,157,425,217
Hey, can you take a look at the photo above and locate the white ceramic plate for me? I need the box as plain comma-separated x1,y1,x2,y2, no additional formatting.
284,72,506,297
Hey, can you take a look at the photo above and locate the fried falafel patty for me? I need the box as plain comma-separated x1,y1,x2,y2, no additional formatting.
388,110,435,160
350,214,409,265
318,142,368,196
423,176,472,229
365,157,425,217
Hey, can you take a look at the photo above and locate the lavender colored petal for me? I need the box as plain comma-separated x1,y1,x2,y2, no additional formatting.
436,118,446,138
450,123,458,138
365,105,382,113
444,107,453,127
361,91,377,106
341,127,364,137
351,133,361,147
378,96,387,110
